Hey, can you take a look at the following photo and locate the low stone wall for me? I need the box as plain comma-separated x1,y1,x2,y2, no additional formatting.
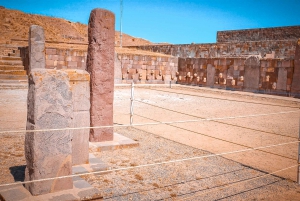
217,26,300,42
115,53,178,84
126,40,297,59
177,57,294,95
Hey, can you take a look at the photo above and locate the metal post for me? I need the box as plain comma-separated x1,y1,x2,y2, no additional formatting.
298,118,300,184
130,81,134,125
170,80,172,88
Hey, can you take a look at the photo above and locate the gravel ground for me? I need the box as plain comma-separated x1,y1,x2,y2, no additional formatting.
1,85,300,200
83,127,300,200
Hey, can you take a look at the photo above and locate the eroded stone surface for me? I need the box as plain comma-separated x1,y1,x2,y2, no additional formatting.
291,39,300,96
207,64,215,87
87,8,115,142
29,25,45,71
25,69,73,195
244,56,260,91
62,69,90,165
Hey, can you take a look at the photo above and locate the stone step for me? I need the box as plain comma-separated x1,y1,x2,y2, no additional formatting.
0,56,22,61
0,60,23,65
0,70,27,76
0,65,24,70
0,74,27,82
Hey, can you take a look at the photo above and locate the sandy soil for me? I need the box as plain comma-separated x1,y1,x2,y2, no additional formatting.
1,85,300,200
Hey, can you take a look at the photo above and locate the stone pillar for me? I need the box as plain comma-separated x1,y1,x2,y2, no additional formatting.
87,8,115,142
63,69,90,165
207,64,215,87
29,25,45,71
25,25,73,195
25,69,73,195
244,56,261,91
291,39,300,97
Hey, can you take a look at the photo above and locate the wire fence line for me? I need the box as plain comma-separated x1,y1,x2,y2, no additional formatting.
138,87,300,109
135,113,297,161
134,99,299,140
178,164,298,201
0,139,298,188
0,110,298,135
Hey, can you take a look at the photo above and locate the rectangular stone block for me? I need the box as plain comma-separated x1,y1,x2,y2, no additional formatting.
277,68,287,90
25,69,73,195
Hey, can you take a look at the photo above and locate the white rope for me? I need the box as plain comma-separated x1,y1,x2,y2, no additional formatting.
179,164,298,201
0,110,298,134
0,140,298,188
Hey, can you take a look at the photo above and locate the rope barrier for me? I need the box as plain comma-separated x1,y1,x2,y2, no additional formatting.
178,164,298,201
135,113,297,161
0,140,298,188
0,110,298,134
139,87,300,109
135,99,299,140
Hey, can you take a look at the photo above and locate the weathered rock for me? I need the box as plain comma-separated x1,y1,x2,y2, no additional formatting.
87,8,115,142
63,69,90,165
244,56,260,91
29,25,45,71
291,39,300,96
207,64,215,87
25,69,73,195
277,68,288,90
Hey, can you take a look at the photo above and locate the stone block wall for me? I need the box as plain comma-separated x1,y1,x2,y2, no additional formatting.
217,26,300,42
45,48,87,70
127,40,297,59
177,57,294,95
116,54,178,84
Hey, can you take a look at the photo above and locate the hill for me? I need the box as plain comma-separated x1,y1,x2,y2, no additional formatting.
0,7,153,47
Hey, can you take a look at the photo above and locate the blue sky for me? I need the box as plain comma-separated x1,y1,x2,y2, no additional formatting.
1,0,300,44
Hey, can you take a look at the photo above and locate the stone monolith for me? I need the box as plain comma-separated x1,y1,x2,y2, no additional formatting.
87,8,115,142
29,25,45,71
63,69,90,165
244,56,260,91
25,69,73,195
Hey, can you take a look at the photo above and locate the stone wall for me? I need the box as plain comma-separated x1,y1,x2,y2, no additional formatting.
217,26,300,42
177,57,294,95
21,46,178,84
116,53,178,84
127,40,297,59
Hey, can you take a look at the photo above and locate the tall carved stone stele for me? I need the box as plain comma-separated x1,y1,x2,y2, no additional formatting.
291,39,300,97
244,56,260,91
25,25,73,195
87,9,115,142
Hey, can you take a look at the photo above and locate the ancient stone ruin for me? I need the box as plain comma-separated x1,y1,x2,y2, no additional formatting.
25,25,73,195
87,8,115,142
24,8,116,196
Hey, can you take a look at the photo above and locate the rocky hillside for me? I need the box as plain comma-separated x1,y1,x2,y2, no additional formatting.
0,7,153,46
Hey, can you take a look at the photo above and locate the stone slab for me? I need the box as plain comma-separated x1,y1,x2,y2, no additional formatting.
277,68,288,90
244,56,260,90
25,69,73,195
89,133,139,152
63,69,90,166
206,64,215,87
87,9,115,142
0,177,102,201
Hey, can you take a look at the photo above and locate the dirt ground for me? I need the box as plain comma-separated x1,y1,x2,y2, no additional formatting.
1,84,300,200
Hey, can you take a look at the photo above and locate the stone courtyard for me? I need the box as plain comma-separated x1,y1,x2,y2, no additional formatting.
0,5,300,201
